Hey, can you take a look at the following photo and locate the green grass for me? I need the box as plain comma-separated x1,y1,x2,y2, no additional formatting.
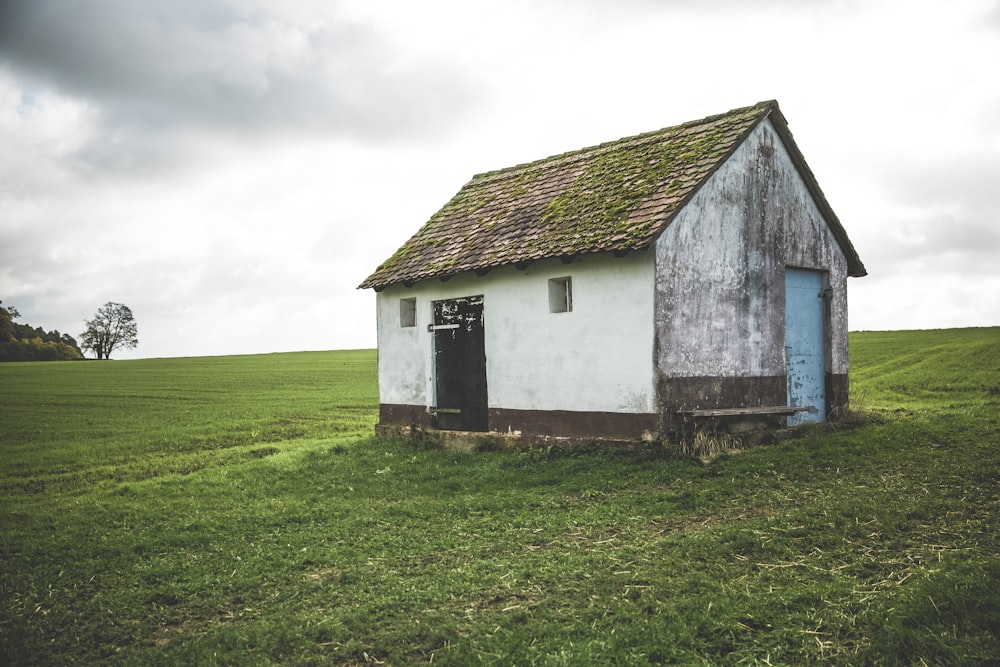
1,329,998,665
0,351,376,494
849,328,1000,410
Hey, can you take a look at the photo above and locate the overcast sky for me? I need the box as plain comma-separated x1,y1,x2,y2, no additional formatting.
1,0,998,359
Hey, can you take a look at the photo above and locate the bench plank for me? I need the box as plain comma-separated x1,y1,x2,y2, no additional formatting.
678,406,813,417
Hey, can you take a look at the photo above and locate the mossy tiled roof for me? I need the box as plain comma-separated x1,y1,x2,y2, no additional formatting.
361,100,864,290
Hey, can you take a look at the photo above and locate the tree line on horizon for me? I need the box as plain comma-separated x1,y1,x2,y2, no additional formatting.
1,301,138,362
0,302,83,361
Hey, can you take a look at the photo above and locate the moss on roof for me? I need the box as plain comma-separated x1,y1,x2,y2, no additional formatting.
360,101,779,290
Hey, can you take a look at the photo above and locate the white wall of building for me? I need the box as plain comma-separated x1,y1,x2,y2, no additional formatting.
376,251,657,415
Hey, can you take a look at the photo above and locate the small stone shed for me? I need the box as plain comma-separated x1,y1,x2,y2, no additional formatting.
360,100,866,442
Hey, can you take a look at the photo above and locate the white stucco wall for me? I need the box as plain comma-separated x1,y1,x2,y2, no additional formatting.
654,117,850,379
376,251,657,415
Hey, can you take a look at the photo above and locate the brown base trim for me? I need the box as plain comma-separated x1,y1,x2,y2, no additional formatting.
657,375,788,413
379,374,851,441
489,407,658,441
658,373,851,431
656,374,852,414
378,403,433,429
826,373,849,418
377,403,658,441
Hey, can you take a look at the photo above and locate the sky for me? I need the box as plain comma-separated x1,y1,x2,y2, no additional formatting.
1,0,998,360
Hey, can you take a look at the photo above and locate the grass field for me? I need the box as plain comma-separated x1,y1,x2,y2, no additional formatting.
1,329,998,665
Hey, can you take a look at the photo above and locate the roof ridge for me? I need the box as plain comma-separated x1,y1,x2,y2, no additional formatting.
470,100,776,185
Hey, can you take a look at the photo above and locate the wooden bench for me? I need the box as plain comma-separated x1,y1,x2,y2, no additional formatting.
677,406,813,418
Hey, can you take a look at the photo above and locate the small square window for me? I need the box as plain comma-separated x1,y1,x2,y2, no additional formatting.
399,298,416,327
548,277,572,313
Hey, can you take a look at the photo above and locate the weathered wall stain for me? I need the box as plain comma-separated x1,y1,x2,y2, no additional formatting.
653,118,850,423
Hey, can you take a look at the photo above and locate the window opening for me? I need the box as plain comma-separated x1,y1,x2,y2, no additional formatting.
399,297,416,327
548,277,572,313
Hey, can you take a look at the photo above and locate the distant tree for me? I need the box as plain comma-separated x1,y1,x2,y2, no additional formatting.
81,302,139,360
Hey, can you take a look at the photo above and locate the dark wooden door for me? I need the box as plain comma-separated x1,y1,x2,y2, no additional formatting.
432,296,488,431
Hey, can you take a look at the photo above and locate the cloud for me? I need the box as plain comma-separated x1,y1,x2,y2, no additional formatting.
2,0,998,358
891,157,1000,216
547,0,852,8
846,151,1000,330
868,154,1000,271
0,0,478,173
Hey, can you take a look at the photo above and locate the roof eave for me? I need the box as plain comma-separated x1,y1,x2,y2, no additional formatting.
764,107,867,278
358,244,656,291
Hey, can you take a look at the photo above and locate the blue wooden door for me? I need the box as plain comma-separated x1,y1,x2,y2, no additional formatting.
784,268,826,425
